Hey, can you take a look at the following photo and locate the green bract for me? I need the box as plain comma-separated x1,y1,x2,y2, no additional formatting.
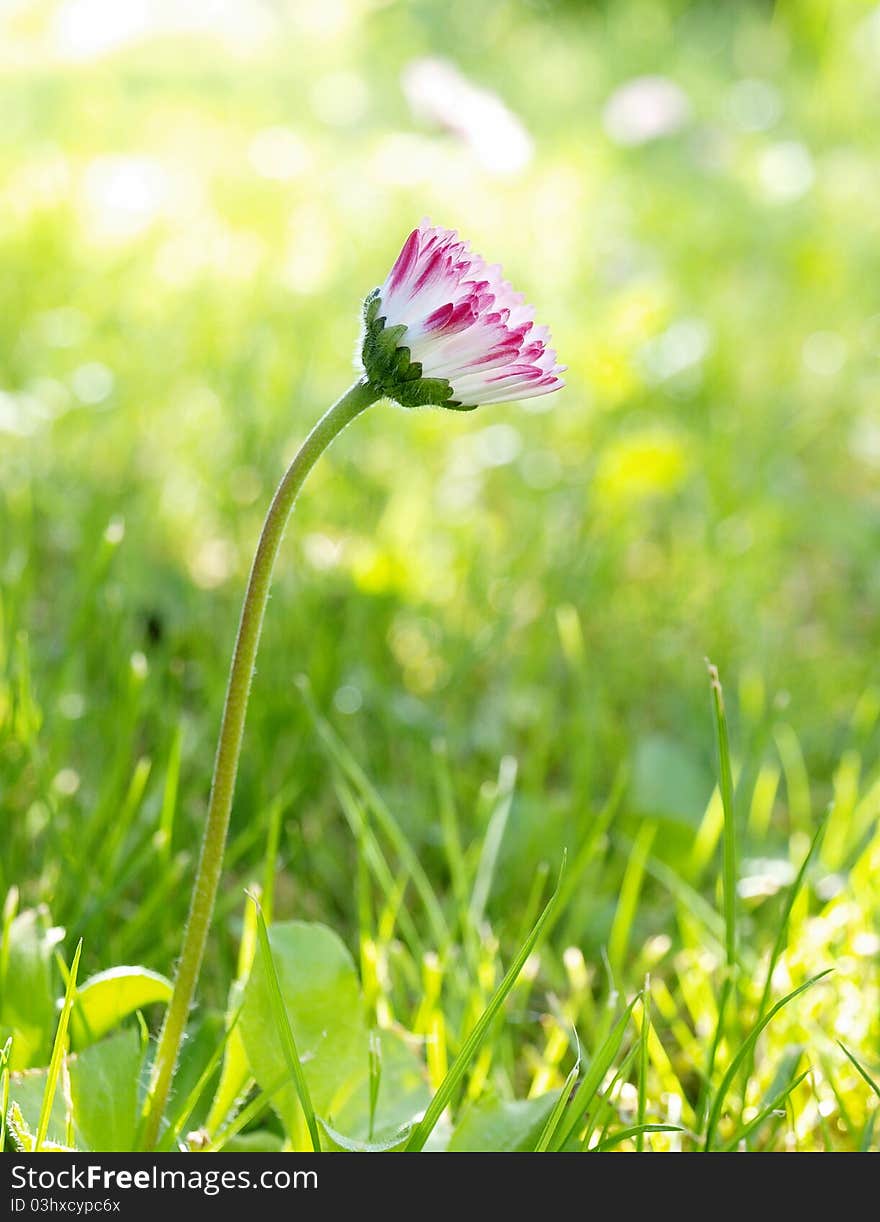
360,290,472,410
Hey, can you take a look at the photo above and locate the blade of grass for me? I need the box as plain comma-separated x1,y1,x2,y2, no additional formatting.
115,852,189,962
404,854,566,1152
739,812,828,1110
0,886,19,994
535,1033,581,1152
699,974,732,1132
513,861,550,955
819,1052,857,1144
837,1041,880,1101
250,895,321,1153
722,1068,811,1151
298,677,449,949
758,813,828,1025
96,755,152,878
552,992,640,1151
775,722,812,837
333,776,424,961
261,786,294,926
703,968,832,1150
207,1072,289,1152
809,1071,835,1151
547,764,627,944
642,852,727,955
35,938,82,1152
608,822,656,982
470,755,517,929
432,738,468,912
588,1041,640,1151
699,662,739,1128
0,1036,12,1149
748,761,781,841
204,893,259,1137
594,1123,682,1151
368,1028,381,1141
707,661,737,974
157,724,182,868
637,982,650,1151
688,786,724,879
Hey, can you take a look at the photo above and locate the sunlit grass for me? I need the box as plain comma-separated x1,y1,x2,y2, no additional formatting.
1,0,878,1152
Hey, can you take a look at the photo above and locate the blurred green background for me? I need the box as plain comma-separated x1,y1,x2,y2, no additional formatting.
1,0,878,1006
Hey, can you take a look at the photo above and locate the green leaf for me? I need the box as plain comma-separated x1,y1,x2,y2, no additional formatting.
240,920,429,1148
7,1073,64,1147
70,966,172,1049
10,1029,145,1151
0,909,64,1069
68,1029,145,1151
7,1102,37,1151
241,920,362,1143
448,1093,560,1152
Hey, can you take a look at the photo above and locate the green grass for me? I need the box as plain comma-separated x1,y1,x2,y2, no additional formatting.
1,0,879,1152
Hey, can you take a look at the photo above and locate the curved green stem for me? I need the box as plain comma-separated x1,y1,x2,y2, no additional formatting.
140,378,377,1150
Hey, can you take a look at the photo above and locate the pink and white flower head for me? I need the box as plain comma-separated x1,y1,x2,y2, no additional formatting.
361,221,565,410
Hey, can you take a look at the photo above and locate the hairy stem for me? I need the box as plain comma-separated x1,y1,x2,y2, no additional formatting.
140,378,377,1150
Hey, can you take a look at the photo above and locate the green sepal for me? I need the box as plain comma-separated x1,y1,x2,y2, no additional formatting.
360,289,465,410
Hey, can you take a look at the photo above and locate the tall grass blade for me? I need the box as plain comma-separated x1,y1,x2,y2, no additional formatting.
35,938,82,1152
837,1041,880,1101
534,1036,580,1152
738,812,828,1106
703,969,832,1150
157,724,182,867
637,983,650,1151
551,992,640,1151
706,661,737,973
298,677,449,948
0,1036,12,1150
594,1123,681,1151
608,823,656,982
723,1068,811,1150
589,1042,641,1150
261,787,293,926
404,855,566,1152
250,896,321,1153
470,755,517,929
